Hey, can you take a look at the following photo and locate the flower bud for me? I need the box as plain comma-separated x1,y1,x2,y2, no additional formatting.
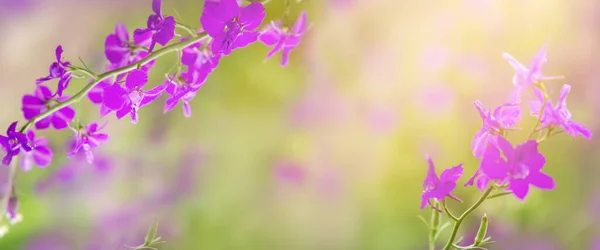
474,213,489,246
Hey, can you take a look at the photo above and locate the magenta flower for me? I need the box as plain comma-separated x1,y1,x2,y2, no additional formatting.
464,169,491,191
36,45,72,97
200,0,266,55
134,0,176,52
163,72,201,118
181,37,221,82
21,85,75,130
7,195,19,224
530,84,592,139
471,100,521,158
68,122,109,164
20,130,52,172
105,23,153,67
259,12,308,66
0,122,32,166
479,137,554,200
420,155,463,210
87,78,113,117
503,43,562,102
102,69,166,124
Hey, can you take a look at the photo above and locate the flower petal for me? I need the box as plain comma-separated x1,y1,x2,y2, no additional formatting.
240,2,265,31
125,70,149,90
527,171,555,190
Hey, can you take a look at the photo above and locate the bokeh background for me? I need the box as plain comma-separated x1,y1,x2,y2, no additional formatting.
0,0,599,249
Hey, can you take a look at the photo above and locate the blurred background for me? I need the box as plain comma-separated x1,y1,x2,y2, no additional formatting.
0,0,599,249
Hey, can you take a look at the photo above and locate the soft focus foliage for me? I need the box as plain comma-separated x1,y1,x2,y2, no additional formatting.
0,0,599,249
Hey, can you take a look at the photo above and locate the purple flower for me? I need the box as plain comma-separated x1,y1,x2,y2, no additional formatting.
102,69,166,124
105,23,153,67
21,85,75,130
181,36,221,82
134,0,176,52
87,78,113,117
163,72,201,118
259,12,308,66
0,122,31,166
478,136,554,200
20,130,52,172
471,100,521,158
201,0,266,55
503,43,562,102
6,195,20,224
530,84,592,139
420,155,463,210
68,122,109,164
36,45,72,97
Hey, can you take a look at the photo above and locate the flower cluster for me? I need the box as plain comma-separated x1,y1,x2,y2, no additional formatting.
419,44,592,249
0,0,309,234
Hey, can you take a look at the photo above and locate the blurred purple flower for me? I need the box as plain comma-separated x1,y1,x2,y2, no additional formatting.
36,45,72,97
476,137,554,199
163,72,201,118
201,0,265,55
20,130,52,171
134,0,176,52
420,155,463,210
471,100,521,158
36,151,111,193
105,23,153,67
274,161,306,185
68,122,109,164
503,43,562,102
530,84,592,140
103,70,166,123
22,85,75,130
181,36,221,82
0,122,31,166
259,12,308,66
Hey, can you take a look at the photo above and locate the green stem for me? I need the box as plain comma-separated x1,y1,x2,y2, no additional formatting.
69,65,98,80
175,23,197,37
19,32,208,133
486,191,512,200
442,185,495,250
442,200,458,222
429,208,441,250
528,83,548,140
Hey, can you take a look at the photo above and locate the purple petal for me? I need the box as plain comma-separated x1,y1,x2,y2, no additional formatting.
480,145,509,179
103,83,127,110
183,101,192,117
239,2,265,31
7,122,17,133
153,16,176,46
280,46,293,67
527,171,555,190
125,70,148,90
140,84,167,107
565,120,593,140
423,155,439,189
152,0,162,15
33,146,53,167
55,45,63,62
515,140,545,172
439,164,463,183
292,12,308,35
471,129,491,158
36,85,54,100
34,118,51,130
556,84,571,111
231,31,258,51
220,0,241,21
509,178,530,200
0,135,8,150
115,106,131,120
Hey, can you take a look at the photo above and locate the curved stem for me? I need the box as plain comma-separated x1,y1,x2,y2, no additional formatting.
19,32,208,133
0,160,18,228
442,200,459,222
69,65,98,80
528,83,548,140
442,185,495,250
175,23,197,37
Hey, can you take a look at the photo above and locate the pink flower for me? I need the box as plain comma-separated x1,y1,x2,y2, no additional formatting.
471,100,521,158
502,43,562,102
259,12,308,66
420,155,463,210
530,84,592,140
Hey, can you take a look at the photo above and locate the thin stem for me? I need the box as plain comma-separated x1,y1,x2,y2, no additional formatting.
528,83,548,140
486,191,512,200
443,185,495,250
429,208,441,250
442,200,459,222
69,65,98,80
19,32,208,133
175,23,197,37
0,160,18,227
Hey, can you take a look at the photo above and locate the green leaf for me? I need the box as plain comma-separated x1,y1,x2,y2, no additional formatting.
145,218,159,244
